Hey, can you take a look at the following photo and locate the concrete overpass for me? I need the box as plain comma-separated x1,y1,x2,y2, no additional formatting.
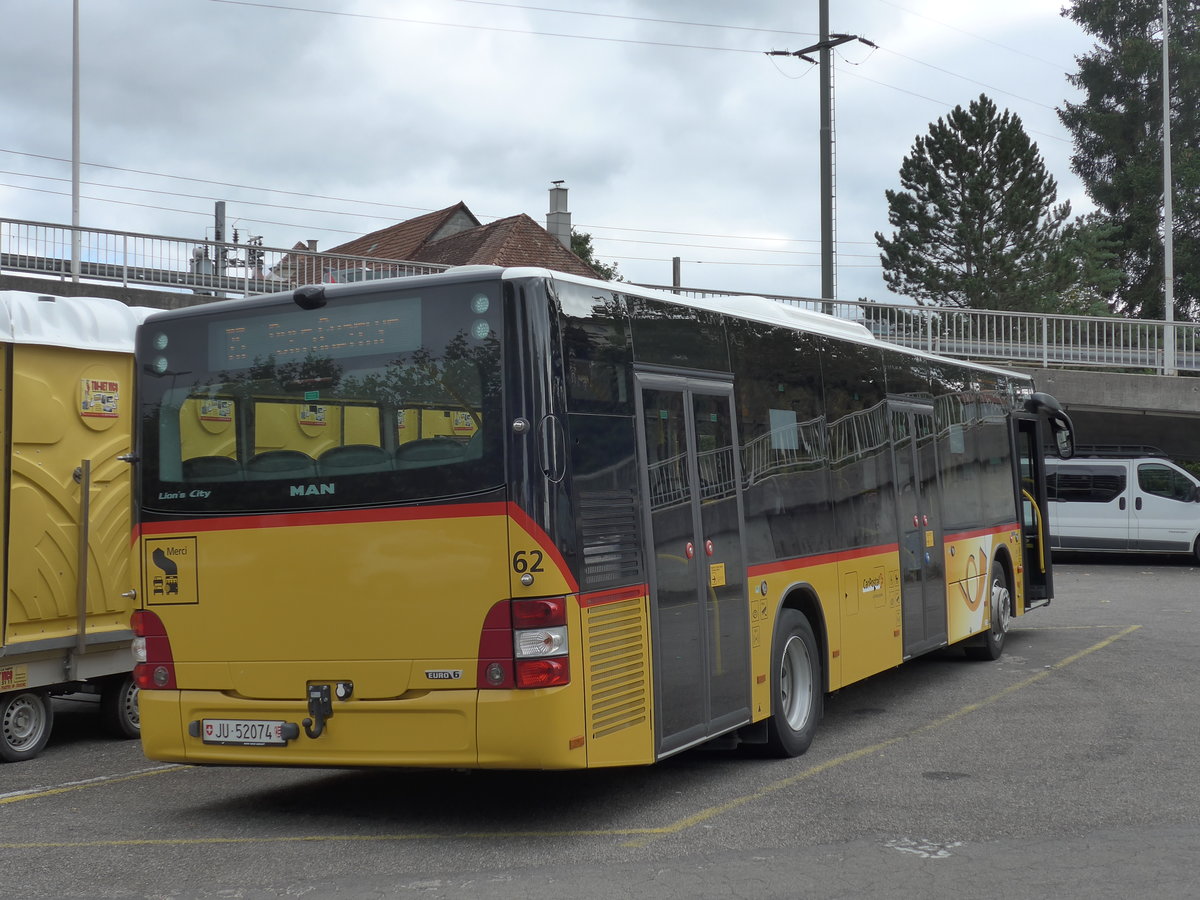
1019,367,1200,464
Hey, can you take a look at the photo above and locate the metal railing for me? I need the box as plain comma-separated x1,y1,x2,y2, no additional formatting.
0,217,447,298
643,284,1200,375
3,217,1197,375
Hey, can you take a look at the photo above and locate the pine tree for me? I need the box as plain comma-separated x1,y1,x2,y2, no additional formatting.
876,94,1070,310
1059,0,1199,320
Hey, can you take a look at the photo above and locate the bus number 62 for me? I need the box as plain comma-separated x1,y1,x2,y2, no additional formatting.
512,550,545,574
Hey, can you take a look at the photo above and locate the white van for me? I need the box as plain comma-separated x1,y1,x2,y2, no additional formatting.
1044,453,1200,561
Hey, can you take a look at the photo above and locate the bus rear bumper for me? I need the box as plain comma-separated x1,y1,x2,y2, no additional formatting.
139,683,591,769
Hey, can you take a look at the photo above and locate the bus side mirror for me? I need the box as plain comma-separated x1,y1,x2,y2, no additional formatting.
1024,392,1075,460
1050,417,1074,460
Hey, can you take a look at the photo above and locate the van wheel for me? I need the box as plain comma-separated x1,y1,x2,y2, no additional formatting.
100,673,141,739
764,610,822,757
1193,536,1200,565
966,564,1010,661
0,691,54,762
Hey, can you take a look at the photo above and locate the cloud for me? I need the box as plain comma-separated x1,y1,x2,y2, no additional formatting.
0,0,1096,303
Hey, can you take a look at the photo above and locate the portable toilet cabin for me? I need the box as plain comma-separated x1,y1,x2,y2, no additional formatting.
0,291,151,761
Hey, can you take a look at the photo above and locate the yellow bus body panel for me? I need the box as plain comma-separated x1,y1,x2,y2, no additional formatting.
944,526,1025,641
139,508,658,769
141,511,510,674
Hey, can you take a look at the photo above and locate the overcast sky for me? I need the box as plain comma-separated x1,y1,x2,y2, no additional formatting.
1,0,1098,303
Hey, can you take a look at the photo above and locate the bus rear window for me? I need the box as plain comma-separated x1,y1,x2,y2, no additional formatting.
139,283,503,512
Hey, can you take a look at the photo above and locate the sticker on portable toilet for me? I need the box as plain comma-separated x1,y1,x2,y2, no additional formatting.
145,537,200,605
200,399,232,422
299,404,327,427
80,378,120,418
0,665,29,690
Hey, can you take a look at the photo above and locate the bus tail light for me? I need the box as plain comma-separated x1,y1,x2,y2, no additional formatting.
131,609,177,690
515,657,570,689
477,597,571,689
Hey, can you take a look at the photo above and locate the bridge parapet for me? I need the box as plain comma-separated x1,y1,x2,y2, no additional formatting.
0,216,446,301
4,217,1197,376
643,284,1200,376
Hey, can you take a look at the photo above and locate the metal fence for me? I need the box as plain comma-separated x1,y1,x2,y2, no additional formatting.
644,285,1200,375
0,217,447,298
4,217,1198,375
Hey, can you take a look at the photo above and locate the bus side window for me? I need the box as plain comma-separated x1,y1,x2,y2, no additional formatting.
556,281,633,415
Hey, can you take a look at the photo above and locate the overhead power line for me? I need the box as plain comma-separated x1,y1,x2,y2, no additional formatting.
0,148,864,249
205,0,766,54
436,0,816,38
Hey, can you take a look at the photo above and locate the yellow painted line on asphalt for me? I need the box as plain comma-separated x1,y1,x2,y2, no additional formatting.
0,764,185,807
0,625,1141,851
619,623,1143,848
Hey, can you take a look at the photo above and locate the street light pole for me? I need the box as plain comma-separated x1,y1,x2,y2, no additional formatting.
71,0,81,283
1161,0,1176,376
818,0,834,309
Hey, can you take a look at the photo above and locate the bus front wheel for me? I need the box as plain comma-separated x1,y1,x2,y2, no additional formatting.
966,564,1011,661
0,690,54,763
765,609,822,757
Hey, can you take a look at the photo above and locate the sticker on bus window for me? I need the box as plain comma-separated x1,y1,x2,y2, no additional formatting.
80,379,120,418
709,563,726,587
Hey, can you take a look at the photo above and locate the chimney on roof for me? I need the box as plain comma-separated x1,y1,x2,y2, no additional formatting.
547,181,572,250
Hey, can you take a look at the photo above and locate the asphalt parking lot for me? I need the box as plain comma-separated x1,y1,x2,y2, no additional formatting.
1,554,1196,900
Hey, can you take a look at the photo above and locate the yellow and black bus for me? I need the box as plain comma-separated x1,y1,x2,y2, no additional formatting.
131,267,1073,768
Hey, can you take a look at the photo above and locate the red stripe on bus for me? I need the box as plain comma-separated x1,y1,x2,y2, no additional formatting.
578,584,648,608
944,523,1018,542
747,543,901,578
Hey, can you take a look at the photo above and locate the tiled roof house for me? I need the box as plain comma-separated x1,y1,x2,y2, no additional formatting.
297,200,599,283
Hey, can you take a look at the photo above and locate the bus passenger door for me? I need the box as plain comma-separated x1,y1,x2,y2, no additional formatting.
635,374,751,757
890,402,947,657
1013,414,1053,608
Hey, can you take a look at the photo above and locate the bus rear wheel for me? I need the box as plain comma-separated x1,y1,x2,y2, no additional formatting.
966,564,1010,661
765,610,822,757
0,690,54,762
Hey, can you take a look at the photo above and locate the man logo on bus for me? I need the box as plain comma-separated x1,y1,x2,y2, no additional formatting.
291,484,335,496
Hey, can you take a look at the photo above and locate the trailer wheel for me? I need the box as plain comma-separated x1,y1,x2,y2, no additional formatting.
764,609,822,758
966,564,1011,661
100,673,140,739
0,690,54,762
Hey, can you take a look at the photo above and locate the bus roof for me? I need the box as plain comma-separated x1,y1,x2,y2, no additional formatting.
0,291,153,353
505,268,1032,383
